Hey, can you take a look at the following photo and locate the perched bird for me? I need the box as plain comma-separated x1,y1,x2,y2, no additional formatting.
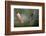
16,12,24,24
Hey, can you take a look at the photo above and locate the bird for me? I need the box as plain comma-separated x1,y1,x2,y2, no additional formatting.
16,12,24,24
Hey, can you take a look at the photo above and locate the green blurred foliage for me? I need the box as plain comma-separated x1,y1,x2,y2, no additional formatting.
14,9,33,14
14,8,39,27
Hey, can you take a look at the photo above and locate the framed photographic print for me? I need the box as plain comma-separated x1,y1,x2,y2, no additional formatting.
5,1,45,35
